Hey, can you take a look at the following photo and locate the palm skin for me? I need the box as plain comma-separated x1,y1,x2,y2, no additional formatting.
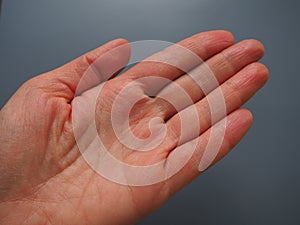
0,30,268,225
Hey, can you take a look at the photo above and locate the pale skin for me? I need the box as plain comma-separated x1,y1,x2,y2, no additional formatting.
0,30,268,225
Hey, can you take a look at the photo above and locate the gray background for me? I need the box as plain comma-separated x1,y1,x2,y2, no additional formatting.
0,0,299,224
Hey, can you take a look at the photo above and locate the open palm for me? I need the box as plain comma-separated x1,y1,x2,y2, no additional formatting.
0,30,268,225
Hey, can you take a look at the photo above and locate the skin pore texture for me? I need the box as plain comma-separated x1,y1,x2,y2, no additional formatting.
0,30,268,225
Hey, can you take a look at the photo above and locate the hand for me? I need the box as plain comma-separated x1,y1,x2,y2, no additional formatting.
0,30,268,225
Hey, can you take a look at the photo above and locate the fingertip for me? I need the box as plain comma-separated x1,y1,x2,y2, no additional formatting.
213,30,235,42
228,108,253,135
197,108,254,172
238,108,253,123
241,39,265,58
248,62,269,85
185,30,235,59
259,62,269,79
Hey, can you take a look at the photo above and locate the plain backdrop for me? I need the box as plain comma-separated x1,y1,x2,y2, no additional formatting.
0,1,299,224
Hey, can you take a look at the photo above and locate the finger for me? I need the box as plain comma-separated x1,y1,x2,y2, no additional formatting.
165,108,253,196
122,30,234,94
165,62,268,147
155,39,265,118
49,38,130,100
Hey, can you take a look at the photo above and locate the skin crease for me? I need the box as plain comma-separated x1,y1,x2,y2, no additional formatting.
0,30,268,225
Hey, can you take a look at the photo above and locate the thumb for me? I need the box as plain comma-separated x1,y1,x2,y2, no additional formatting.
49,38,130,100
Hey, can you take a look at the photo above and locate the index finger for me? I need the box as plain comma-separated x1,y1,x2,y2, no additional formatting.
122,30,234,94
